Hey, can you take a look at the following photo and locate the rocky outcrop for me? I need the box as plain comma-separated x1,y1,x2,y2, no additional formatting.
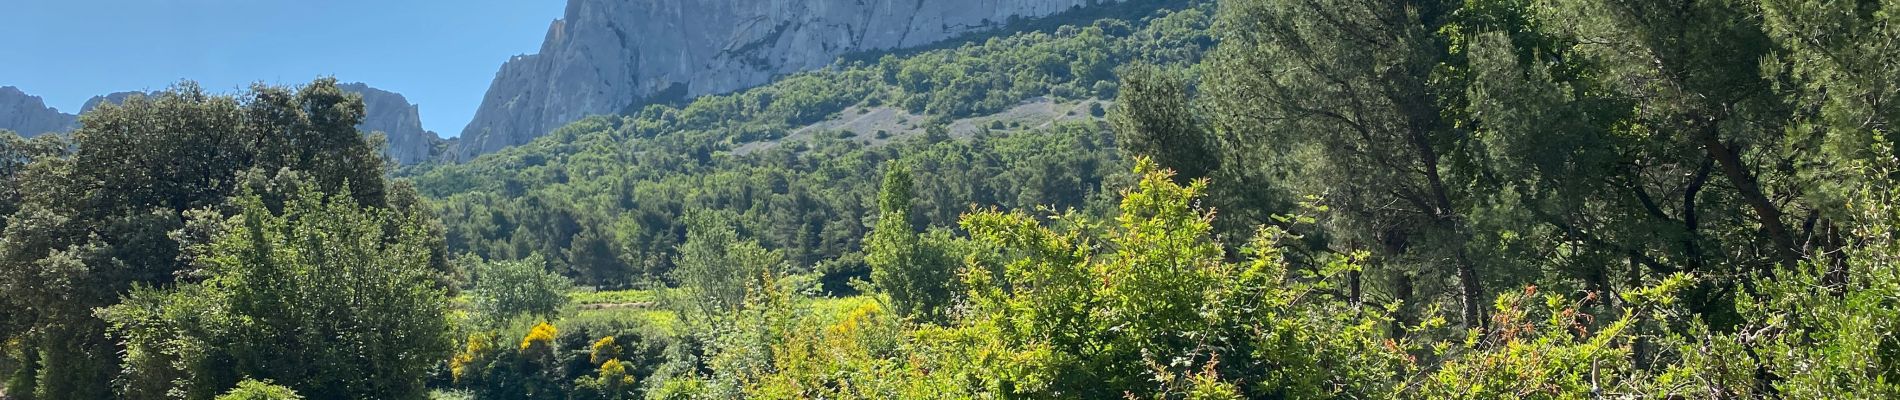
0,87,78,137
454,0,1127,160
337,83,442,165
75,85,443,165
80,91,155,115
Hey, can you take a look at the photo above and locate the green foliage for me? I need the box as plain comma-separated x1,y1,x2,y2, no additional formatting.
11,0,1900,398
1651,167,1900,397
866,165,957,321
0,79,408,400
466,255,574,324
0,131,64,234
1109,63,1217,182
669,211,784,320
98,181,452,399
408,5,1216,289
214,380,304,400
638,160,1409,399
446,317,673,400
1417,290,1640,398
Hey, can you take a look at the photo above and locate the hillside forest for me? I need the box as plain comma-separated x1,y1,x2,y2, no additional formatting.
4,0,1900,398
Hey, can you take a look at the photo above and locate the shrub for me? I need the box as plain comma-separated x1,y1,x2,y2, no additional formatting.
215,380,302,400
467,256,573,324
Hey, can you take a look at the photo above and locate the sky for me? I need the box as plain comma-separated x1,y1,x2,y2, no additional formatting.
0,0,568,137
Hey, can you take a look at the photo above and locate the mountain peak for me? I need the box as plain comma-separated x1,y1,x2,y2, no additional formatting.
337,83,444,165
0,86,78,137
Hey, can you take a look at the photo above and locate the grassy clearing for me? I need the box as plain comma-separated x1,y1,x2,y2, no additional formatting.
568,288,656,305
565,307,681,336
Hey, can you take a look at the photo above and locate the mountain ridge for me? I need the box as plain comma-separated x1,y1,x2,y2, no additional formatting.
0,86,78,137
451,0,1138,161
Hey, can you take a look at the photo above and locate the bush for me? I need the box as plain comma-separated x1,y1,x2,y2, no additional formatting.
215,380,303,400
99,182,452,399
467,255,573,324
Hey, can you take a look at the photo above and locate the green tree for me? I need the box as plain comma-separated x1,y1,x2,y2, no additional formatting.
565,224,634,288
669,211,782,319
1,79,396,399
1109,63,1218,183
0,131,64,232
1553,0,1807,273
866,165,956,321
99,181,452,399
466,255,573,324
215,380,304,400
1204,0,1488,328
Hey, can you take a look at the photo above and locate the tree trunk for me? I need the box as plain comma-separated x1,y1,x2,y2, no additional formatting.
1625,253,1652,370
1409,125,1485,330
1681,157,1713,272
1391,272,1416,339
1693,123,1801,270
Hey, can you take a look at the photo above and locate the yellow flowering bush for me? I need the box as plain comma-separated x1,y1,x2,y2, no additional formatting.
520,321,558,352
450,333,496,382
590,336,621,365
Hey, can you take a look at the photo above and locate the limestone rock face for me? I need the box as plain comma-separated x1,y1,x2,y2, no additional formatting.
0,87,77,137
337,83,442,165
454,0,1123,160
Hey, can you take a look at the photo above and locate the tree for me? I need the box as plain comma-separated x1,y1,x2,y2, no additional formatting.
0,131,65,232
866,165,956,321
215,380,304,400
1576,0,1804,271
1203,0,1488,328
467,255,574,324
941,159,1403,398
1,79,396,399
565,225,633,288
669,211,782,319
1109,63,1218,183
99,181,452,399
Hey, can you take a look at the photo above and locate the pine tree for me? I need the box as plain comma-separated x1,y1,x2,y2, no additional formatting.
867,165,955,321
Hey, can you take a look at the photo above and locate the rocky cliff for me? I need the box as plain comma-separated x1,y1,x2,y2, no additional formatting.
0,87,78,137
337,83,442,165
454,0,1126,160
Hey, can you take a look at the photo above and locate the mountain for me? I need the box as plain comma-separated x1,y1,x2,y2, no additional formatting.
72,85,444,165
336,83,443,165
80,91,154,114
452,0,1134,161
0,86,78,137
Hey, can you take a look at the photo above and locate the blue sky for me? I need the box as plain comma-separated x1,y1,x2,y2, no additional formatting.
0,0,567,137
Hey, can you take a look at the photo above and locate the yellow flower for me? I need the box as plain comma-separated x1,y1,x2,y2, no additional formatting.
590,335,621,365
598,359,637,386
451,333,496,382
520,321,558,351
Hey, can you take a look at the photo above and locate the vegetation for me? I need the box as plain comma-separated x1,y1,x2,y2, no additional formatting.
99,183,452,399
0,78,447,400
3,0,1898,398
404,4,1215,290
864,165,955,321
466,256,574,324
213,380,303,400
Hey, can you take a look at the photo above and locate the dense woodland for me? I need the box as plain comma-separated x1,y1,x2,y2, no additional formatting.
4,0,1900,398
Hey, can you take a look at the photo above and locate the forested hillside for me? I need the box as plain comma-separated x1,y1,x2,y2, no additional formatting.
4,0,1899,399
406,4,1215,291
